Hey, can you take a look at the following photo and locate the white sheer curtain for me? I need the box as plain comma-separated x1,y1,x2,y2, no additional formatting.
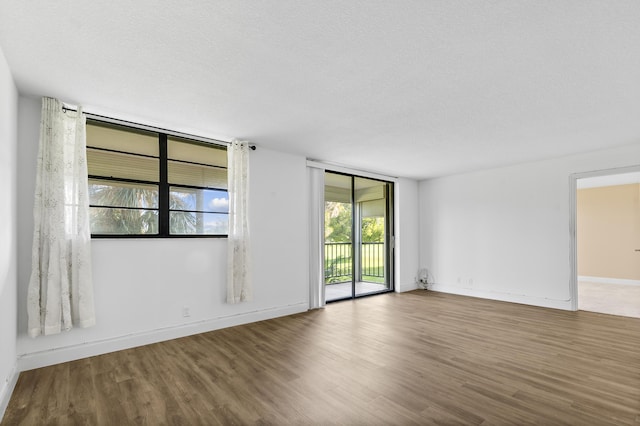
227,139,252,303
27,97,95,337
308,166,326,309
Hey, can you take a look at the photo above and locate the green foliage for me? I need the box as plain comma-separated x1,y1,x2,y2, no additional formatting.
325,202,352,242
89,185,195,234
169,195,198,234
361,216,384,242
324,198,386,285
325,201,385,243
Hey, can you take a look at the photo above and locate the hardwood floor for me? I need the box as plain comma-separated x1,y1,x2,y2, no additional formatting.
4,291,640,425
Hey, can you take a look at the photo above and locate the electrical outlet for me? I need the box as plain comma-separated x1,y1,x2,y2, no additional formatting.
182,306,190,317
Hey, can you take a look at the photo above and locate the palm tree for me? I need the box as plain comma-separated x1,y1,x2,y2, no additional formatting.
89,184,196,234
169,191,199,234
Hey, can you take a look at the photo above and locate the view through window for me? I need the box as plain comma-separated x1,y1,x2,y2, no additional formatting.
86,120,228,236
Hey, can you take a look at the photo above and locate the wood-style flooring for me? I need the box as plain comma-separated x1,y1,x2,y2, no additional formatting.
4,291,640,425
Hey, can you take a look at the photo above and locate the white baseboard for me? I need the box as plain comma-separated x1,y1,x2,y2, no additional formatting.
396,281,420,292
578,276,640,287
0,364,18,423
17,302,308,372
427,283,572,311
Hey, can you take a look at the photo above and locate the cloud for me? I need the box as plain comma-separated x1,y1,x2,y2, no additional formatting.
209,197,229,210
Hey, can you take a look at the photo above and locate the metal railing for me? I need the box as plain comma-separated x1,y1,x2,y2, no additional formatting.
361,242,384,280
324,242,384,283
325,242,352,283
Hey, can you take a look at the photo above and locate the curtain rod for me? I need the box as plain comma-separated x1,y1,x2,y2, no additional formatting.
61,104,256,150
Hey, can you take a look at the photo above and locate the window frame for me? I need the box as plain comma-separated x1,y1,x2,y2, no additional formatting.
87,118,229,238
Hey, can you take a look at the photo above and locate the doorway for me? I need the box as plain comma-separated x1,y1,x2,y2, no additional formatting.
324,172,394,302
573,167,640,318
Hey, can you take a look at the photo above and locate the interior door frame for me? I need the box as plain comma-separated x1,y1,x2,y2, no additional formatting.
569,164,640,311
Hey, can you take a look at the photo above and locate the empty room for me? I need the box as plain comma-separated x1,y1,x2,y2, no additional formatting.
1,1,639,424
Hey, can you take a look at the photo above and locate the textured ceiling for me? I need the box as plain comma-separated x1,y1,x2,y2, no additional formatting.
1,1,640,179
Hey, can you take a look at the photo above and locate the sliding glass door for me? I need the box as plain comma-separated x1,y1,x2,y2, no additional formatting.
324,172,393,302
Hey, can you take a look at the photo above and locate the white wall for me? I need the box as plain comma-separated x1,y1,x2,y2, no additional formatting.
0,47,18,419
395,178,420,292
419,143,640,310
16,95,309,369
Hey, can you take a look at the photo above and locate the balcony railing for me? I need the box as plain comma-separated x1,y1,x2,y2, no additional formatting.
324,242,384,284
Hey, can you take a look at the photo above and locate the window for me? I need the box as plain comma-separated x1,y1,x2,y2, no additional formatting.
86,120,228,237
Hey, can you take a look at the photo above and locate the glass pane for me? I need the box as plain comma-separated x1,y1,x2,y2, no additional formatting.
168,137,227,167
170,187,229,213
324,173,353,244
87,148,159,182
324,172,352,203
170,212,228,235
324,172,353,302
89,179,158,208
87,121,158,156
361,237,385,282
323,173,393,301
168,160,227,189
90,207,158,235
355,177,389,295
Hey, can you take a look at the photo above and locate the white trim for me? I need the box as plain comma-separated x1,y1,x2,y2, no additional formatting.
572,164,640,182
578,276,640,287
569,173,578,311
577,172,640,189
0,364,18,422
17,302,308,372
569,164,640,312
397,281,419,292
428,284,572,311
306,159,398,183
